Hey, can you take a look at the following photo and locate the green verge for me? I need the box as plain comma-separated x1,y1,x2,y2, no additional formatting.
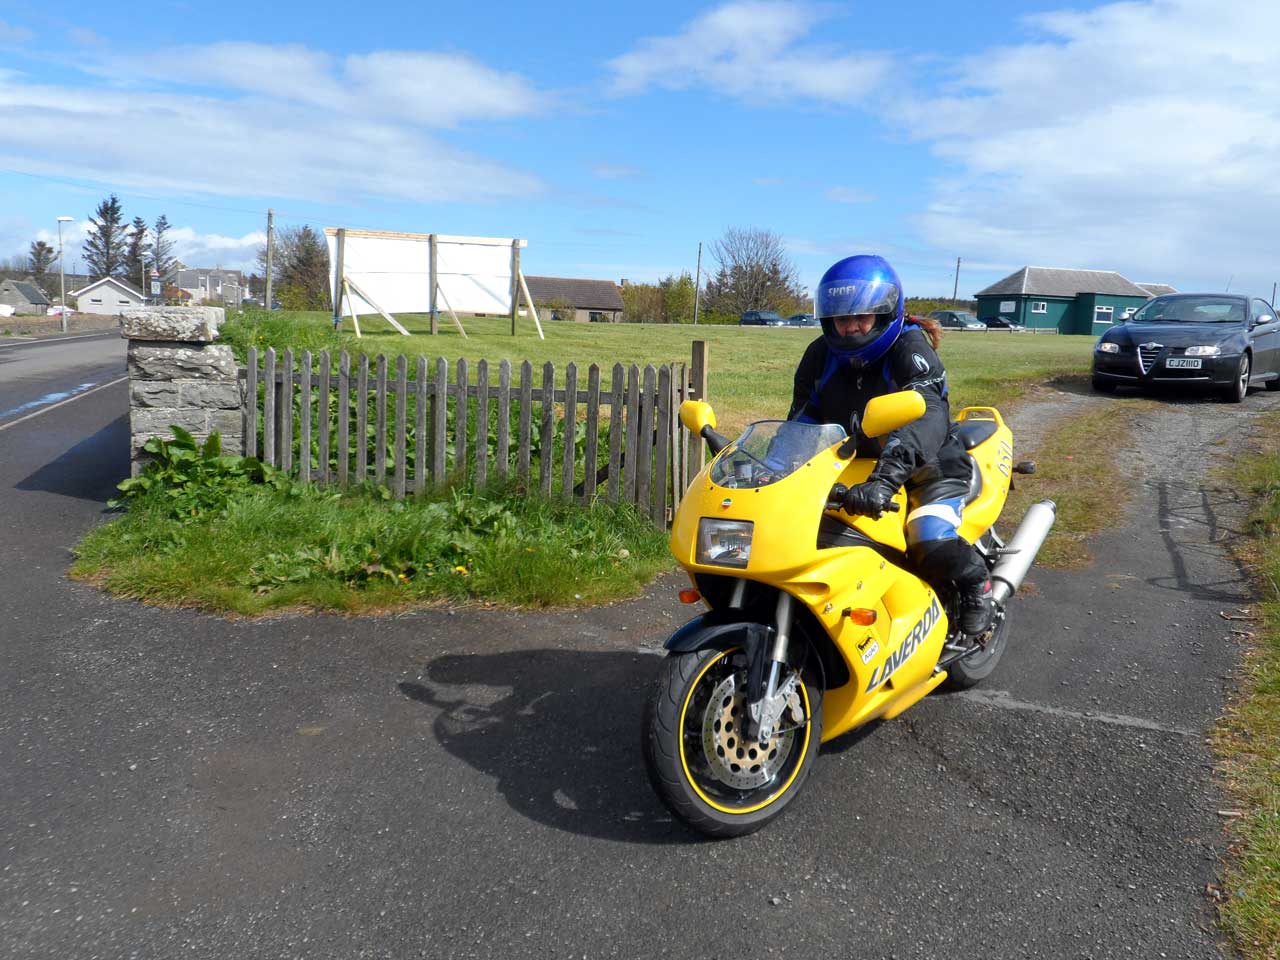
1214,410,1280,959
71,473,671,616
1002,398,1146,568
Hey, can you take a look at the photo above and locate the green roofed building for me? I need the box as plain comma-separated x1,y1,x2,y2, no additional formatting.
974,267,1170,335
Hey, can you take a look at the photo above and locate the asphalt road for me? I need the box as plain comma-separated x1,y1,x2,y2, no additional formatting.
1,345,1271,959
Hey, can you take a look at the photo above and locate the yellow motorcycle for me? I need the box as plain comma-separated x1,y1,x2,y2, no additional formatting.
641,391,1054,838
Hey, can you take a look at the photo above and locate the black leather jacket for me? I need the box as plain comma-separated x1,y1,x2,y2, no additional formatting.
788,325,970,486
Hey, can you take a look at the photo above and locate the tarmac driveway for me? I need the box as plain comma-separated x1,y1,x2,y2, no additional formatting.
1,363,1273,959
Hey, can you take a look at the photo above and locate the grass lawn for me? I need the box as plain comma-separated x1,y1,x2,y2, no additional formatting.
220,310,1096,435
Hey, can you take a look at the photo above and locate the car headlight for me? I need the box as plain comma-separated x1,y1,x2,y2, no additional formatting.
696,519,753,569
1183,345,1222,357
1096,341,1120,353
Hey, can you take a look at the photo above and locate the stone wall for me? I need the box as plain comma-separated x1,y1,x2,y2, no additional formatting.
121,306,243,476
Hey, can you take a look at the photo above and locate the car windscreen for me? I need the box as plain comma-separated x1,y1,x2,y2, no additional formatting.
1130,296,1245,323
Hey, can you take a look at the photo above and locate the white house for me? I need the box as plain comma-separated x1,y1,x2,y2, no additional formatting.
70,277,146,315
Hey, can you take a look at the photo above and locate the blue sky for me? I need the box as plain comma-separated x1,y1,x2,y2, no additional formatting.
2,0,1278,299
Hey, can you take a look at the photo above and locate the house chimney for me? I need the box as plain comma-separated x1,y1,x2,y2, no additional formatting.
619,278,629,287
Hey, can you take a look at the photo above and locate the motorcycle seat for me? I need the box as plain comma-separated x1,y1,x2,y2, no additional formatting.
954,419,998,450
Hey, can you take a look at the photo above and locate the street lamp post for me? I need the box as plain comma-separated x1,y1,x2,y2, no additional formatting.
56,216,73,334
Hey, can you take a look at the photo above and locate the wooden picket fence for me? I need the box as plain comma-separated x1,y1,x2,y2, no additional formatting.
239,343,709,527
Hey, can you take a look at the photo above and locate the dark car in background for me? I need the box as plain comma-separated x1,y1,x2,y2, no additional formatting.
1091,293,1280,402
983,317,1027,332
739,310,787,326
787,313,819,327
927,309,986,330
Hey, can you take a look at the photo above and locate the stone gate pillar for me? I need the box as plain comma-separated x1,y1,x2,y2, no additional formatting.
121,306,243,476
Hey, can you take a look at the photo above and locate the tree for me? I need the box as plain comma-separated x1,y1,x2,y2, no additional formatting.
28,240,55,277
83,194,127,279
257,225,331,311
702,227,806,317
151,215,175,279
619,281,664,324
660,272,696,324
124,217,151,292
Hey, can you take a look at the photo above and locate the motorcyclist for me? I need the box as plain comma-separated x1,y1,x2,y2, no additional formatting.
789,254,993,637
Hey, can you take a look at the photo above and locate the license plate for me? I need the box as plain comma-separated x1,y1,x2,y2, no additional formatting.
1166,358,1202,369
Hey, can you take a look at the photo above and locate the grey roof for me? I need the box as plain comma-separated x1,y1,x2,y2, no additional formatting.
525,276,624,311
975,266,1152,299
6,280,50,305
1135,282,1178,296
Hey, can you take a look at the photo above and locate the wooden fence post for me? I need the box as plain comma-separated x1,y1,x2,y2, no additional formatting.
562,363,577,501
355,354,369,485
414,356,427,493
394,354,407,499
299,350,312,483
476,359,489,489
690,340,708,475
280,348,294,475
432,357,448,488
317,350,330,483
456,358,469,484
583,364,600,503
263,348,276,467
245,347,258,460
374,354,388,488
496,360,511,480
607,363,624,503
539,361,555,495
518,361,533,485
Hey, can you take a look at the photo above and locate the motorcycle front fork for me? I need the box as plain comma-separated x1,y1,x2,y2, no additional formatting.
733,587,796,743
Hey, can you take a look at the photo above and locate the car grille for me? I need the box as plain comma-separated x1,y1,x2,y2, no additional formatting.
1138,344,1162,374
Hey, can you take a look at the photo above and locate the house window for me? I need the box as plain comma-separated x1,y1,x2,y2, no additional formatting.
589,311,605,323
1094,305,1114,325
1030,301,1047,314
90,297,103,304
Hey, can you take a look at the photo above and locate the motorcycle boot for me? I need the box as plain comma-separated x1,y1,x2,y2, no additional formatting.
958,578,994,637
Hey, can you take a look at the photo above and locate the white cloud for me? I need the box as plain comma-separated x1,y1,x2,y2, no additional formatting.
903,0,1280,291
825,186,875,204
16,220,264,273
0,20,33,45
608,1,889,104
0,42,546,206
588,162,643,180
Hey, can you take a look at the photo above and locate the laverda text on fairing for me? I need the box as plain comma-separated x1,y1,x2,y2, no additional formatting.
641,391,1054,838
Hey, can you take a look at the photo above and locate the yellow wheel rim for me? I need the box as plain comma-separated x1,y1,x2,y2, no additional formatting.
677,648,813,816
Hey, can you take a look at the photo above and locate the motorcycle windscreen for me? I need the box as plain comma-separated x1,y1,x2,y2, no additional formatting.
710,421,847,489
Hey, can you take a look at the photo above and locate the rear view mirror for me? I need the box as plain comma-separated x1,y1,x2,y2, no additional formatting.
679,400,717,435
861,390,926,437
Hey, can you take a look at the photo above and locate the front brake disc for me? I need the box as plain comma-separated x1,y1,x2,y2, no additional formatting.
700,673,796,790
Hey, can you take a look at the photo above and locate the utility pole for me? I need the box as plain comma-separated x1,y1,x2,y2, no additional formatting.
692,241,702,325
952,257,961,302
265,208,275,309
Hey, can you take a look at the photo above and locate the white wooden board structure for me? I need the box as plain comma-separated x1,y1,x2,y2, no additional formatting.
325,228,543,339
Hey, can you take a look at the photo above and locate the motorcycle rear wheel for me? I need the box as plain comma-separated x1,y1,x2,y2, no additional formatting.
941,604,1010,690
642,647,822,839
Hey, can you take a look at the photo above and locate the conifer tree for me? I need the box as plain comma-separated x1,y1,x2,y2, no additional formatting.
83,194,127,279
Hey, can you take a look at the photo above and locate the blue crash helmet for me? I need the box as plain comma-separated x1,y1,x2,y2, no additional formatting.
815,254,905,363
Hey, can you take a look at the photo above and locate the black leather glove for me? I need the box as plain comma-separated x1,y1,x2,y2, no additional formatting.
841,478,897,518
841,449,914,518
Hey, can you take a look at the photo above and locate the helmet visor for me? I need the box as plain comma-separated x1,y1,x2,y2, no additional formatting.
816,276,900,319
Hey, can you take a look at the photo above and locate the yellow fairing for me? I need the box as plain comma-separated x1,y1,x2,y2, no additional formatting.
953,407,1014,544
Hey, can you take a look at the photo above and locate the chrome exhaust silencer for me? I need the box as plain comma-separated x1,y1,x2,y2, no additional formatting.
989,500,1056,606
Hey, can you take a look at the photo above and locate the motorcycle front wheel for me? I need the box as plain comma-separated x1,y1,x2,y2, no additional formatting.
642,646,822,839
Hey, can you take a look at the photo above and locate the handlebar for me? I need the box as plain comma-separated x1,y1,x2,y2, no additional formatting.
827,483,902,515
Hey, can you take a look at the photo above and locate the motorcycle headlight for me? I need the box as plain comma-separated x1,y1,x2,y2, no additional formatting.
1184,345,1222,357
1096,341,1120,353
696,519,754,569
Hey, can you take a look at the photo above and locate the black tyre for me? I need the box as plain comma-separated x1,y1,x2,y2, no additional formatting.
1091,377,1117,394
1222,353,1251,403
941,603,1010,691
1265,376,1279,392
642,646,822,839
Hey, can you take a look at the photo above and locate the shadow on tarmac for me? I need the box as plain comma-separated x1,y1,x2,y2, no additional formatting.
399,649,703,845
16,414,129,502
